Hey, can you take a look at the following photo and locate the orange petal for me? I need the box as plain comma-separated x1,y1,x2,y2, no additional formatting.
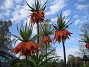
85,43,89,48
42,36,51,44
13,42,25,54
26,41,32,50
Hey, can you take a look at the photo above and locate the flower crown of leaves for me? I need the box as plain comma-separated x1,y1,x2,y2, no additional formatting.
41,23,53,36
53,13,72,31
26,0,48,12
12,23,39,43
80,34,89,43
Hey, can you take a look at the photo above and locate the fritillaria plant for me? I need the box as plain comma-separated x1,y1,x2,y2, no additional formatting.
40,22,53,63
12,23,41,67
80,34,89,49
53,13,72,67
27,0,48,58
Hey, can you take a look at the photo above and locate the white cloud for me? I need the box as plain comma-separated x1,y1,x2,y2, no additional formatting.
3,0,14,9
0,5,4,10
56,48,78,61
10,11,20,22
14,5,21,10
19,9,29,18
76,4,88,11
15,0,22,4
51,17,57,22
45,0,67,15
33,24,37,34
11,5,30,22
3,10,11,17
67,37,77,42
26,0,35,6
75,19,81,25
63,10,71,17
65,37,79,44
27,0,47,7
73,15,79,18
24,18,30,25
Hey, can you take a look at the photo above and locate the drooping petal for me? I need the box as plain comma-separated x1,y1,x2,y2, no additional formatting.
38,10,44,22
54,29,72,42
30,11,38,23
30,10,44,24
13,42,26,55
26,41,41,55
26,41,32,50
13,41,41,56
85,43,89,49
41,36,52,44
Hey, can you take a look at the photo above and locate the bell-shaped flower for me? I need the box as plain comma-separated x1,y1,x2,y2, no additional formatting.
12,23,41,56
26,0,47,24
53,13,72,42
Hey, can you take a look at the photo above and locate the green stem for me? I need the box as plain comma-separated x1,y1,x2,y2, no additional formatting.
62,40,66,67
37,23,39,59
46,43,47,64
26,53,28,67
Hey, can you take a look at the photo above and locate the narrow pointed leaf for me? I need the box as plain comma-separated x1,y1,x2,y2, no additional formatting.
26,1,35,11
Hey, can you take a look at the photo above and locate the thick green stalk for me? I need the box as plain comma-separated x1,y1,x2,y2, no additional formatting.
26,53,28,67
37,23,39,59
46,43,48,64
62,40,66,67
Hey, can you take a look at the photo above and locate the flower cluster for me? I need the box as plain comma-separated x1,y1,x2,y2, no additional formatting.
13,41,41,56
54,29,72,42
40,22,53,44
26,0,47,24
30,10,44,24
53,13,72,42
41,36,52,44
12,23,41,56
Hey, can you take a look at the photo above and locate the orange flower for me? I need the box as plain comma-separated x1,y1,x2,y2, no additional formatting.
54,30,63,42
85,43,89,49
41,36,52,44
30,11,38,23
54,29,72,42
30,10,44,24
26,41,41,55
13,41,41,56
38,10,44,22
13,42,26,55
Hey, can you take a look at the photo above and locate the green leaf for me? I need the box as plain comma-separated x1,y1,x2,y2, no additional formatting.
38,49,55,63
17,24,20,34
39,57,54,66
30,33,42,41
41,0,48,10
11,34,22,41
28,55,37,66
26,1,35,11
53,25,58,30
42,6,46,11
36,0,40,11
20,28,25,40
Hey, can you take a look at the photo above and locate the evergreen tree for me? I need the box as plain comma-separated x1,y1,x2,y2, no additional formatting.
0,20,12,51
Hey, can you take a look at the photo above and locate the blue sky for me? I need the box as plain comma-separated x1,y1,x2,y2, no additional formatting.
0,0,89,59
